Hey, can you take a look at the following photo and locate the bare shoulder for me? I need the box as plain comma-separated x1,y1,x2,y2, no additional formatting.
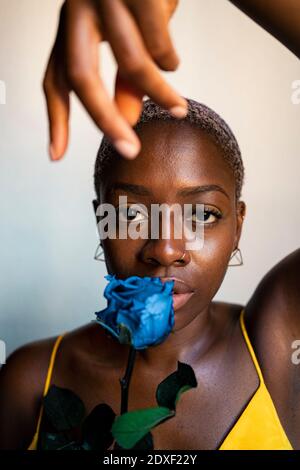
0,336,59,449
245,247,300,338
243,248,300,443
0,321,121,450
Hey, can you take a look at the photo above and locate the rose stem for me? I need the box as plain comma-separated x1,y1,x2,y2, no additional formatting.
119,346,137,415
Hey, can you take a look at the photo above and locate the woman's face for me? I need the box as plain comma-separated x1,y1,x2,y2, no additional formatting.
97,121,246,330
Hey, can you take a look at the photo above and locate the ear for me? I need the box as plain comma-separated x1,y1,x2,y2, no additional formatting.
93,199,103,247
92,199,101,225
234,200,246,248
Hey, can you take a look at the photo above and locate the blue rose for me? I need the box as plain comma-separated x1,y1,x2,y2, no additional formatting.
95,275,174,349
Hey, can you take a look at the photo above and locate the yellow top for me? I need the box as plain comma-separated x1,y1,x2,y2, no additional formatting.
27,309,293,450
27,333,65,451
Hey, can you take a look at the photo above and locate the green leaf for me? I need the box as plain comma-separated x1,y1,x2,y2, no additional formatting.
58,442,82,450
156,361,197,410
43,385,86,431
112,406,174,449
81,403,116,451
132,432,154,450
38,432,70,450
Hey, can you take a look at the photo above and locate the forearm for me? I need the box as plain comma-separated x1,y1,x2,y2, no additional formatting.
229,0,300,58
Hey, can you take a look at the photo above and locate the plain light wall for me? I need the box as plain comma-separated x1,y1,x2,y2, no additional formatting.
0,0,299,356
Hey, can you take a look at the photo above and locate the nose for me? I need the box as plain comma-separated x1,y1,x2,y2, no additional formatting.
140,238,191,267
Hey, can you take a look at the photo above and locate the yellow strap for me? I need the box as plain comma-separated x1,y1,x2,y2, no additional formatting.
43,334,65,396
239,309,264,384
34,334,65,442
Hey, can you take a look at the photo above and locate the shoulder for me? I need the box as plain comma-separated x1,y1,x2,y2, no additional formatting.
0,336,59,449
245,247,300,338
0,321,117,450
243,248,300,440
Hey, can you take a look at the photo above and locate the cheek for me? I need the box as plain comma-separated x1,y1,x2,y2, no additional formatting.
191,225,235,289
102,239,140,276
199,228,234,263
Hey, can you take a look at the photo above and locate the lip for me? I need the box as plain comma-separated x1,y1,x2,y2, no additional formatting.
160,277,195,312
172,292,194,311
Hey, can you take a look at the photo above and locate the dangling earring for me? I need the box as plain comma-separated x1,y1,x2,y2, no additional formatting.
94,242,105,261
228,247,243,266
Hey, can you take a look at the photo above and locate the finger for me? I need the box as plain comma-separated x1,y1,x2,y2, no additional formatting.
43,53,70,161
98,0,187,118
114,70,144,126
65,0,141,159
128,0,179,71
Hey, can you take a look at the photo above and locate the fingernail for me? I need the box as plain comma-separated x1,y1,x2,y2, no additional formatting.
169,105,188,119
114,140,140,159
49,144,58,161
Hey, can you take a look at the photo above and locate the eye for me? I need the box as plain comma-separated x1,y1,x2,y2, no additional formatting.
117,204,148,224
186,206,222,225
193,210,219,224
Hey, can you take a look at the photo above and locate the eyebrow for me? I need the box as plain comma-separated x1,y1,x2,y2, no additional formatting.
178,184,230,199
109,182,229,199
109,183,152,196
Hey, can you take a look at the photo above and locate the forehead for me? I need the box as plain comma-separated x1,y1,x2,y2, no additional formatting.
102,120,236,201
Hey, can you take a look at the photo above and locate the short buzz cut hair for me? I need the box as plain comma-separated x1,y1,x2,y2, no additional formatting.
94,98,245,201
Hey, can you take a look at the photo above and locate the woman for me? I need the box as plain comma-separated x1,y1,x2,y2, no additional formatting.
0,97,299,450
